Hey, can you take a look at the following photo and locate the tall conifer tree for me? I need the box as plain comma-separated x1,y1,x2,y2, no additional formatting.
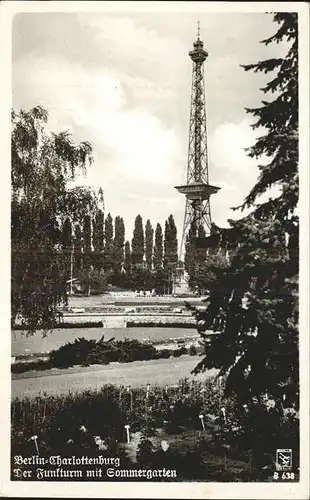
193,14,299,413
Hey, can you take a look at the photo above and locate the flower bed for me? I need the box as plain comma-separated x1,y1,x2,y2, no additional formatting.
11,378,299,481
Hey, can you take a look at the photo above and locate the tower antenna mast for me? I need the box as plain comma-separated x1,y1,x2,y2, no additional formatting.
175,23,220,260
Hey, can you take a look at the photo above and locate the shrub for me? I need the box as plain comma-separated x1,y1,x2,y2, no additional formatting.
136,438,154,468
49,337,97,368
173,347,187,358
47,336,160,368
85,349,110,365
114,338,157,362
11,359,51,374
189,344,197,356
156,349,171,359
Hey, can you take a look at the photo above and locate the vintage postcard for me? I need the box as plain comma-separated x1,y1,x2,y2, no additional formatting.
0,1,309,498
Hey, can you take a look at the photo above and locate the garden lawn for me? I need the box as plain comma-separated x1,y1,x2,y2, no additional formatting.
11,355,217,398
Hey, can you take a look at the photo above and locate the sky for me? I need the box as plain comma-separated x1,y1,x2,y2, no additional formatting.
12,9,287,242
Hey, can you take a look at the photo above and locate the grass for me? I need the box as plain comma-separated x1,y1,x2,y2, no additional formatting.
11,356,216,398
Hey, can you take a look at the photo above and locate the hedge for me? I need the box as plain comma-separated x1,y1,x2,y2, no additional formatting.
11,338,192,374
13,321,103,331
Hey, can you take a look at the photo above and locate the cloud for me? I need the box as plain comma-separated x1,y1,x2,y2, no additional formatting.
208,120,281,228
76,14,186,82
207,119,258,225
12,12,284,243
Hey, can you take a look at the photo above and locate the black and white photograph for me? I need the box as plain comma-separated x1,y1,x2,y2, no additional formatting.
1,1,309,498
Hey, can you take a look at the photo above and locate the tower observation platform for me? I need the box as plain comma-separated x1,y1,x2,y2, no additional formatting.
175,23,220,262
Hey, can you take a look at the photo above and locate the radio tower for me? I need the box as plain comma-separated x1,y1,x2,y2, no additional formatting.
175,22,220,260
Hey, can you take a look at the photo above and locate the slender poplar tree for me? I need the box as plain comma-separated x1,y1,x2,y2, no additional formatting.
114,216,125,274
153,223,163,270
131,214,144,265
145,219,154,270
92,209,104,270
82,214,92,295
124,240,132,275
163,214,178,267
103,213,114,272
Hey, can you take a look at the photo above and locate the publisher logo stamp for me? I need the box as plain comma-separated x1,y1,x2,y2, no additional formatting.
276,449,292,471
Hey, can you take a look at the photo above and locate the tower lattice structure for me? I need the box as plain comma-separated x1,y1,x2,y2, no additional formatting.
175,24,220,260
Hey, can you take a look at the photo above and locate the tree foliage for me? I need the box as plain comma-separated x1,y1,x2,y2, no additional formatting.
163,214,178,268
113,216,125,274
131,266,152,292
81,214,92,295
61,217,73,283
191,13,299,410
11,106,95,332
124,240,132,275
145,219,154,270
153,223,163,270
61,217,73,250
103,213,114,272
92,209,104,270
184,223,206,289
131,214,144,265
64,186,104,224
184,224,227,294
82,215,92,268
73,223,83,273
77,268,108,296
